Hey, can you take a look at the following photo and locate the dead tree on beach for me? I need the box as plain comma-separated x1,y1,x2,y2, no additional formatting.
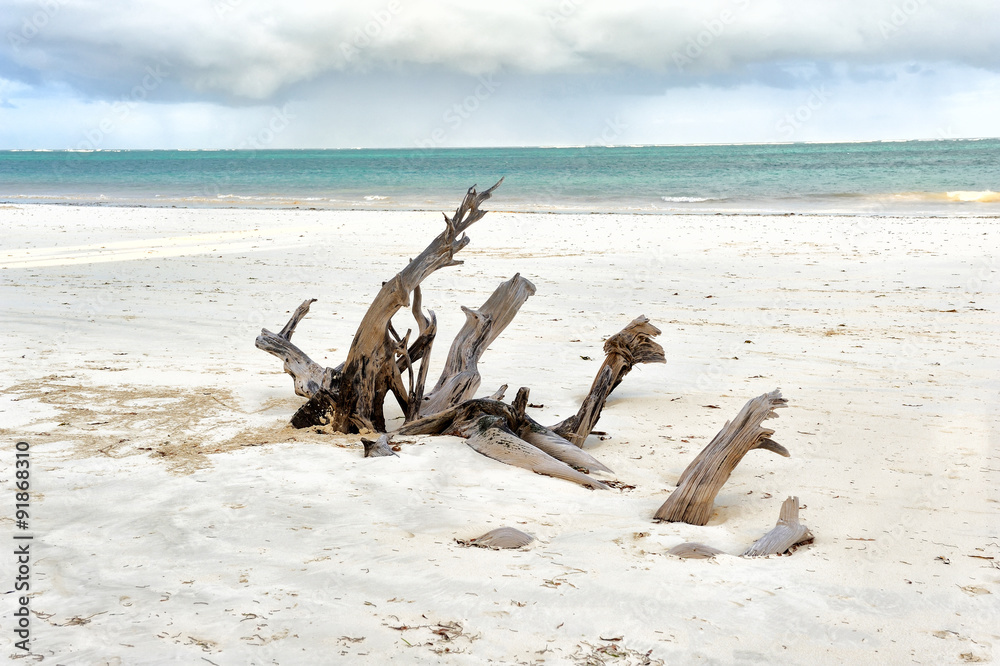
256,180,664,488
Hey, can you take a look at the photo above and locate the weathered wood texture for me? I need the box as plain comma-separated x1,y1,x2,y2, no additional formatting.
397,387,612,489
361,434,397,458
461,415,608,490
654,389,789,525
256,183,668,492
742,496,813,557
399,286,438,422
519,420,613,474
255,298,328,398
332,180,504,433
420,273,536,417
256,181,515,433
666,497,812,559
551,316,665,446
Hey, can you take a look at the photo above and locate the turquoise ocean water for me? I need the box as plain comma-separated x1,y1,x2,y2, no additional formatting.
1,140,998,215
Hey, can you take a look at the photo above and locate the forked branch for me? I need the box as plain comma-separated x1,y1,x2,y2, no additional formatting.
654,389,789,525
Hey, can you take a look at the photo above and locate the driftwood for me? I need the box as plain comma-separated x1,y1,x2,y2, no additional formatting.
421,274,536,416
257,182,663,490
255,298,327,399
460,415,608,490
551,316,665,446
666,497,812,559
457,527,534,549
361,434,397,458
742,496,813,557
396,387,611,489
257,180,512,433
654,389,789,525
519,420,613,474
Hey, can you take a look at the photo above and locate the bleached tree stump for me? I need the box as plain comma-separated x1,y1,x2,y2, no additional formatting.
257,180,511,433
256,182,663,491
654,389,789,525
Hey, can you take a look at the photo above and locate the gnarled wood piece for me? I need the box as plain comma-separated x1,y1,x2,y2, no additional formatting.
331,180,503,433
395,396,518,437
461,415,608,490
255,299,331,398
457,527,534,549
551,315,665,446
402,286,438,422
654,389,789,525
397,385,612,476
397,386,606,466
362,434,398,458
260,181,502,432
420,274,536,417
742,496,813,558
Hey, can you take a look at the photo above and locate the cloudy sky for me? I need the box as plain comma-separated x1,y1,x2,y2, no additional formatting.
2,0,999,149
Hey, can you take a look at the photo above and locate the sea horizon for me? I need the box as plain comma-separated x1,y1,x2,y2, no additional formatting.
5,134,1000,150
2,140,999,216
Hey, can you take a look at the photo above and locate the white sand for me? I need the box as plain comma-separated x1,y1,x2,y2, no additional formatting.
1,203,998,664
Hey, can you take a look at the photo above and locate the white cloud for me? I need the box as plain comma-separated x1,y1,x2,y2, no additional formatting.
2,0,999,100
2,1,999,147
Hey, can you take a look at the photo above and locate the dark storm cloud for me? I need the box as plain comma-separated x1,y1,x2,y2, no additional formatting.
3,0,998,101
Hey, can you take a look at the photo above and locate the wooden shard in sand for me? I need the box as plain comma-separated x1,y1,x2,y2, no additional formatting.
654,389,789,525
666,496,813,559
742,496,813,557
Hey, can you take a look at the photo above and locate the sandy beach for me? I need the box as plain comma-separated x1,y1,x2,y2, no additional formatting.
1,203,998,664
